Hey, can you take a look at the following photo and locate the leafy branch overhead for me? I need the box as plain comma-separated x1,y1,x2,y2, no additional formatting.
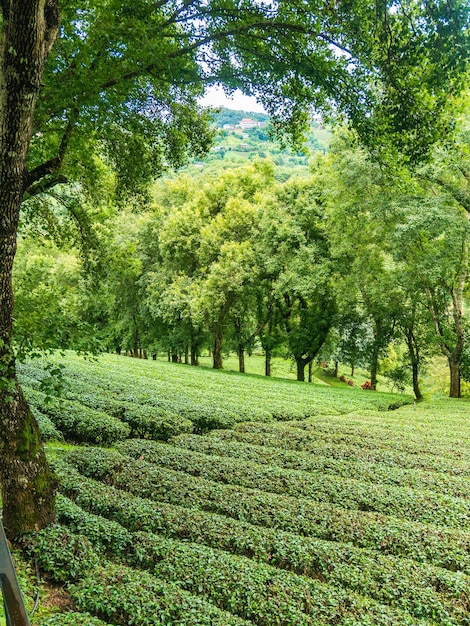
26,0,470,201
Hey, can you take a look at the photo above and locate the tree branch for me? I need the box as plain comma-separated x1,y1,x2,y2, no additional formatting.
24,174,69,199
23,114,76,192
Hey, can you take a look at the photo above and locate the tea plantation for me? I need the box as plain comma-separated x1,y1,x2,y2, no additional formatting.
13,353,470,625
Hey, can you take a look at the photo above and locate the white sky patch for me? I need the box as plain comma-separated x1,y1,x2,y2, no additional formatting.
199,85,267,113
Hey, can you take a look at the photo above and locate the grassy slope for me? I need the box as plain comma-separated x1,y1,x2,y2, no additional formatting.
8,353,470,624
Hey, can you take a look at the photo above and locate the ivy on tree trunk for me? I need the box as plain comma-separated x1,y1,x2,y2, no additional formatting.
0,0,60,536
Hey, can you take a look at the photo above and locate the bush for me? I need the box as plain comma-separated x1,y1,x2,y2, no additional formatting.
37,612,111,626
59,450,470,574
24,387,130,445
120,404,193,440
115,439,470,530
31,406,63,441
54,461,470,623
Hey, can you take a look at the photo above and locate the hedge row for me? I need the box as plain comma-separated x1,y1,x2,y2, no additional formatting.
27,525,253,626
129,531,430,626
36,613,111,626
19,355,413,434
54,460,470,623
23,387,130,445
58,452,470,574
30,406,63,442
53,480,446,625
210,425,470,476
231,419,470,462
169,434,470,497
115,439,470,529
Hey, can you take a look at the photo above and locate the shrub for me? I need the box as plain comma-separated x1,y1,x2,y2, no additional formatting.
59,450,470,574
120,404,193,440
36,612,110,626
24,387,130,445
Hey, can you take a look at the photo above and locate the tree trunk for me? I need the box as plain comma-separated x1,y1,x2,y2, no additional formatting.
132,316,139,357
295,357,306,382
190,346,199,366
1,388,57,537
411,360,422,401
212,327,223,369
334,361,339,378
0,0,60,536
265,348,271,377
370,344,379,391
238,344,245,373
308,360,313,383
448,358,461,399
404,328,423,401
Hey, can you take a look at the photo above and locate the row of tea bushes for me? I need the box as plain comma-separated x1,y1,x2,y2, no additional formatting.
27,525,253,626
211,424,470,476
18,354,413,432
60,449,470,573
53,462,470,624
115,439,470,529
23,387,130,445
231,420,470,465
169,433,470,497
37,613,111,626
56,494,427,626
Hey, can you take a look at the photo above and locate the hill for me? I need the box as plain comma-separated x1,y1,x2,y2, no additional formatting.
184,108,331,175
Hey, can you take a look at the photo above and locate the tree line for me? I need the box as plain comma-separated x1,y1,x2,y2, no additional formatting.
16,115,470,400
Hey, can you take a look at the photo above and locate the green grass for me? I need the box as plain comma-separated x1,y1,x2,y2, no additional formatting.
13,352,470,624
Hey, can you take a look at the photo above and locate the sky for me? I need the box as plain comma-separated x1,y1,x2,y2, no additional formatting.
198,85,267,113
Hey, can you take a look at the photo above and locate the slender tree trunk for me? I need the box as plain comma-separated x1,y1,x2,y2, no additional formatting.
132,316,139,357
184,346,189,365
295,357,306,382
404,329,423,401
212,327,223,369
411,360,422,401
370,344,379,391
334,361,339,378
0,0,60,536
190,346,199,366
448,358,461,399
265,348,271,377
350,363,355,377
238,344,245,373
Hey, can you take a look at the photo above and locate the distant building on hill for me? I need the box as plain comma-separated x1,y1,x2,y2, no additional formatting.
238,117,262,130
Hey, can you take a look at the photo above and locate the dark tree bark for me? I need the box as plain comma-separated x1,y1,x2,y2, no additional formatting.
237,345,245,373
265,348,271,377
212,327,223,370
449,358,461,399
404,328,423,401
0,0,60,536
295,356,308,382
190,346,199,366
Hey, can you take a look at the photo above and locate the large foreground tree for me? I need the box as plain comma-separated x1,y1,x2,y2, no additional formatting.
1,0,469,536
